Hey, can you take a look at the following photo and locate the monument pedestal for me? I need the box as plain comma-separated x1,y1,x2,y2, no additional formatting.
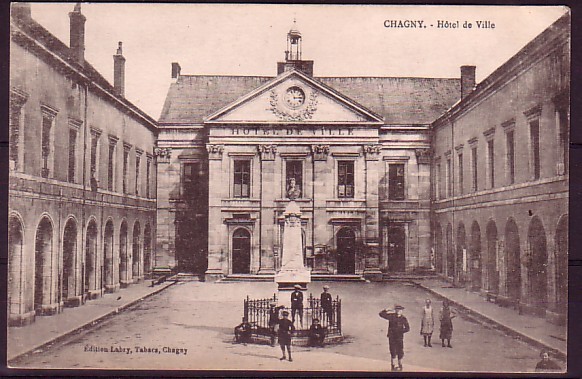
274,200,311,292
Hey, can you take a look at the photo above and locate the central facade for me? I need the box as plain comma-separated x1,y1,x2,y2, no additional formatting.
156,26,462,278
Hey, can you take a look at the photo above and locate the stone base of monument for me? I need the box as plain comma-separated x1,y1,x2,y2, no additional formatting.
275,270,311,291
363,268,384,282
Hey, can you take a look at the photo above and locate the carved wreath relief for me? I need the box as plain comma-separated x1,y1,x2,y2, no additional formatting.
269,84,318,121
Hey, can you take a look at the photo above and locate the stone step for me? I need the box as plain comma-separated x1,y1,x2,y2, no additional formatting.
221,274,275,282
311,274,366,282
220,274,366,282
171,273,204,282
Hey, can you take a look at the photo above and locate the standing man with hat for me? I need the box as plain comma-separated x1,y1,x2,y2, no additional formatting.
320,285,334,326
290,284,304,327
379,304,410,371
278,310,295,361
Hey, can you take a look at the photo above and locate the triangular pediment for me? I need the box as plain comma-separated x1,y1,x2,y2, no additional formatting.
205,70,384,124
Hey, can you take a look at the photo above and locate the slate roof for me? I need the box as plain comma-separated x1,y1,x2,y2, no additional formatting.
159,73,461,126
10,13,158,129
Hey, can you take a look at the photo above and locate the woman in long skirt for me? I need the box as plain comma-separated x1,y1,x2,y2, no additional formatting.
439,299,456,348
420,299,434,347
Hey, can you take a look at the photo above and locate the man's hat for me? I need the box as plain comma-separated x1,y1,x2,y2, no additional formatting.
281,310,289,316
395,304,405,310
269,301,277,306
294,284,302,289
323,285,330,290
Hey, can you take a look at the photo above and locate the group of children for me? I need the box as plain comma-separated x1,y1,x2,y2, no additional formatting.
234,284,334,362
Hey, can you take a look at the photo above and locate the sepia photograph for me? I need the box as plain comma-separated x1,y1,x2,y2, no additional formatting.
7,2,569,373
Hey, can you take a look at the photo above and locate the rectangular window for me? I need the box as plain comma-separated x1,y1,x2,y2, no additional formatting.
557,108,569,174
286,160,303,198
90,133,98,176
68,128,77,183
337,161,355,198
506,131,515,184
487,140,495,188
472,147,478,192
41,115,52,178
446,158,453,197
388,163,405,200
233,160,251,198
183,162,200,201
107,142,115,191
435,163,441,200
530,119,541,180
123,148,130,194
146,157,151,198
9,106,22,168
458,153,464,195
135,154,141,195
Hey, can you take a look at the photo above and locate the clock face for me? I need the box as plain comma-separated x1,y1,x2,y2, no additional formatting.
284,86,305,109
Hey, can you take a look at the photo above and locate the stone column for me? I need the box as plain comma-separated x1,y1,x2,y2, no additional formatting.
363,145,383,281
311,145,331,273
205,144,226,280
154,147,177,269
416,148,433,269
258,145,277,274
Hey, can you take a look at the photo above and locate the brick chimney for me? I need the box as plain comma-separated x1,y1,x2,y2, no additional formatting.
11,2,32,21
171,62,181,79
113,42,125,97
69,3,86,65
460,65,476,100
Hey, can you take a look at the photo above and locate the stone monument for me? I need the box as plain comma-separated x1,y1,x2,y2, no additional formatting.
275,180,311,293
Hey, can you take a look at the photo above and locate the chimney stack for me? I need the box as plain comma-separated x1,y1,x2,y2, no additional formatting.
113,42,126,97
12,2,32,21
171,62,181,79
69,3,86,65
460,65,476,100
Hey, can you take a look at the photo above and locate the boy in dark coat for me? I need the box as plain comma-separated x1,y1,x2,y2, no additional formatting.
320,285,333,325
291,284,304,327
234,317,252,344
278,310,295,361
268,302,284,347
308,318,326,347
379,304,410,371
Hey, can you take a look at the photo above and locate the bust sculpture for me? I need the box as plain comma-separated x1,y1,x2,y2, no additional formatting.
287,177,301,200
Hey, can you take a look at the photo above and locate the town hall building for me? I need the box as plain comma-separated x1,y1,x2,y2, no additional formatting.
8,3,569,327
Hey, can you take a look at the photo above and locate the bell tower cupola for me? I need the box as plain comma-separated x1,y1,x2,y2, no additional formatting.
277,19,314,76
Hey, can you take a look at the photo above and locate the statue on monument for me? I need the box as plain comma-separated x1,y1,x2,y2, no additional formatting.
287,177,301,200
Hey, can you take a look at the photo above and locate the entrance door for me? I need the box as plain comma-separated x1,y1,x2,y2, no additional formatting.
387,225,406,272
337,228,356,274
232,228,251,274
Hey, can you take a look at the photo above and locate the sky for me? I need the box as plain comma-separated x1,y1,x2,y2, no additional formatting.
28,3,568,120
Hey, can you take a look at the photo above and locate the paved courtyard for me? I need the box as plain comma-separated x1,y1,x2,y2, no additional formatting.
10,281,551,372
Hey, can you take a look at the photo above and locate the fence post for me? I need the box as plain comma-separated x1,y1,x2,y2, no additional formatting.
244,296,249,322
337,298,342,333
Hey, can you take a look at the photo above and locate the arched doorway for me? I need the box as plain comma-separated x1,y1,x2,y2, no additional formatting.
387,225,406,272
103,220,114,291
456,223,466,286
470,221,482,291
85,220,98,296
8,216,25,319
486,221,499,294
527,216,547,313
505,218,521,304
62,219,77,303
132,222,141,281
555,215,568,311
35,217,53,314
144,224,152,276
119,221,128,285
446,224,454,278
232,228,251,274
435,223,443,273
